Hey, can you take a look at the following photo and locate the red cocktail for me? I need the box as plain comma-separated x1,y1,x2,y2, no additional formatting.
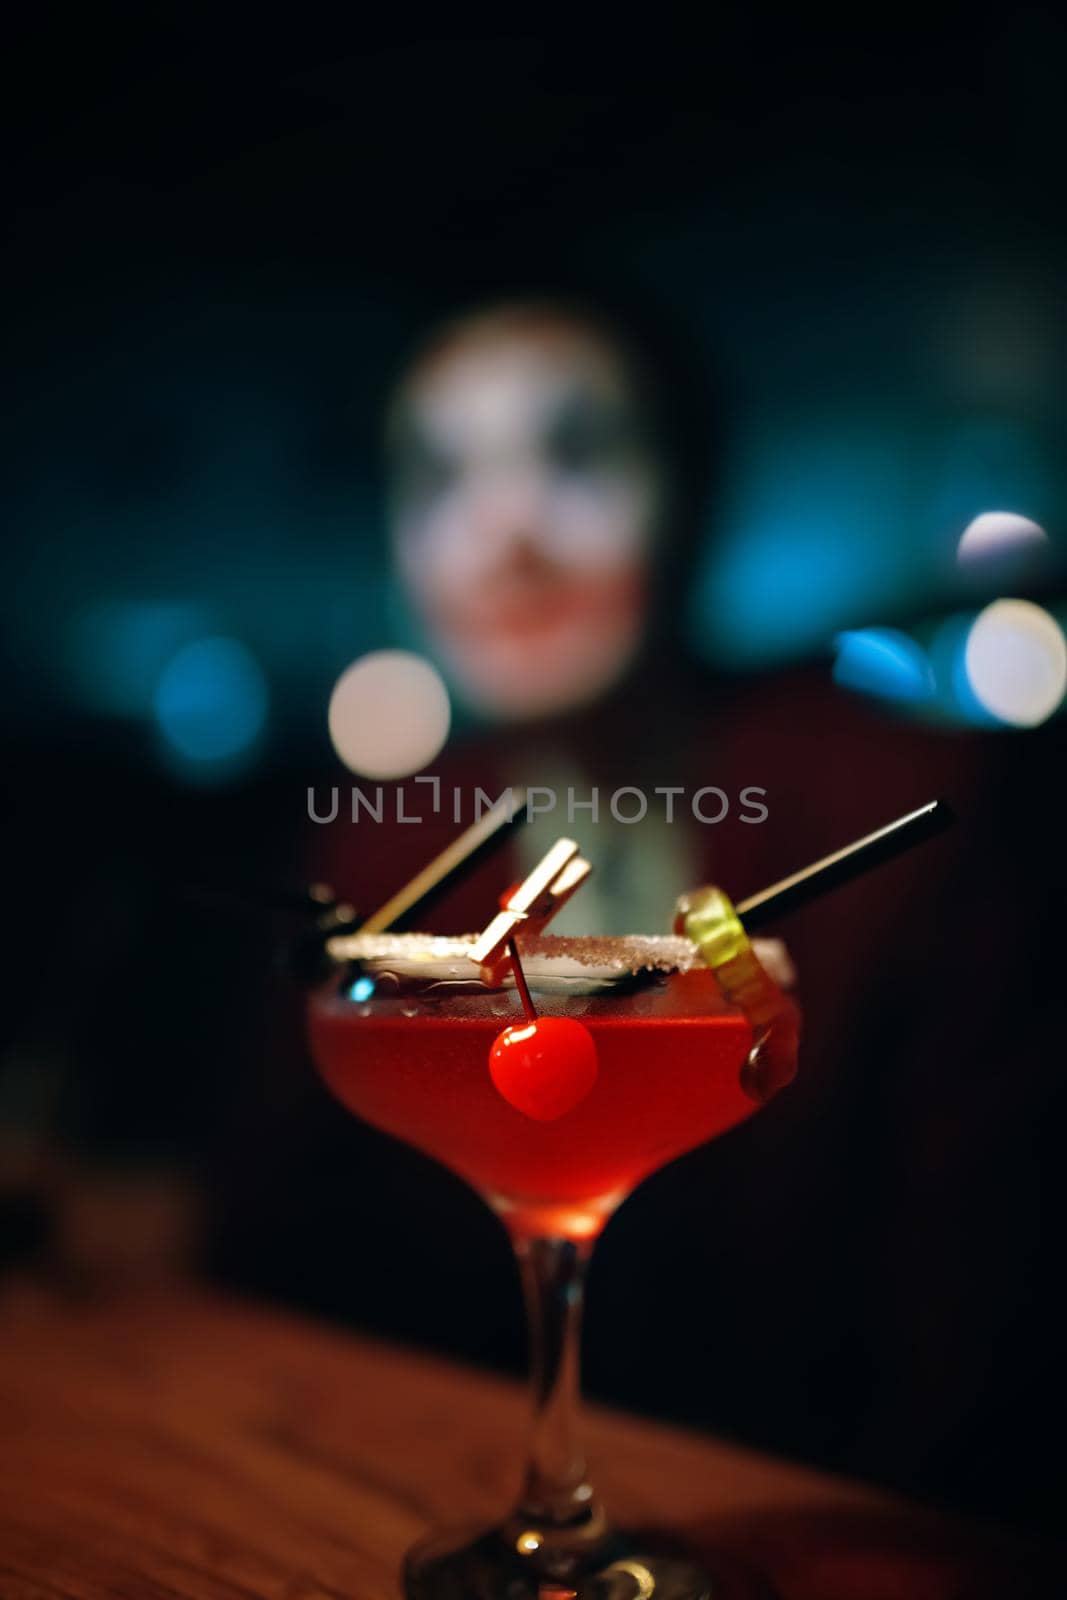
310,933,756,1241
308,927,791,1600
303,806,949,1599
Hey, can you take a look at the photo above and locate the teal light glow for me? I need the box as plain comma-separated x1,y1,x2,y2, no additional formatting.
832,628,935,703
69,601,208,716
347,974,376,1003
693,423,911,667
931,419,1055,544
153,636,268,768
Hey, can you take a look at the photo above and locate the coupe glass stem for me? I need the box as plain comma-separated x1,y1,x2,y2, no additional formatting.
514,1234,598,1527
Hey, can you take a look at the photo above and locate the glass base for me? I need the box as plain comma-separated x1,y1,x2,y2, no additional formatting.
402,1521,776,1600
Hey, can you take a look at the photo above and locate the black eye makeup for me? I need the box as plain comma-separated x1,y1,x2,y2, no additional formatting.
388,421,460,512
542,394,643,476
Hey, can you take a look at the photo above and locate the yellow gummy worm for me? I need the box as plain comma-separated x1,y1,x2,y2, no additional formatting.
678,885,750,970
678,885,799,1101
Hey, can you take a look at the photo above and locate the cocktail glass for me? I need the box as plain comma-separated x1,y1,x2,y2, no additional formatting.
308,930,792,1600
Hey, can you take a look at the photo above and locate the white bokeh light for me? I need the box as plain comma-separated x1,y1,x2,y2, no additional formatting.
957,511,1048,563
328,650,451,778
964,599,1067,728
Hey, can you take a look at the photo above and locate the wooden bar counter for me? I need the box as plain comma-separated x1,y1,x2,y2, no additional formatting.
0,1290,1058,1598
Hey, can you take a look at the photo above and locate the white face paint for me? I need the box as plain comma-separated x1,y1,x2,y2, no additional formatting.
387,316,663,721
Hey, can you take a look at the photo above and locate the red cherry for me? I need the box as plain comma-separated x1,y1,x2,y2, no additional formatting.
489,1016,599,1121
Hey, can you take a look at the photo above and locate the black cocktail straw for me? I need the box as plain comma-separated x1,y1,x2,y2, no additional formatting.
360,787,529,932
735,798,955,930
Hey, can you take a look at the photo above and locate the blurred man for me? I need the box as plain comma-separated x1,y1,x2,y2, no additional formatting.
316,291,728,932
386,299,674,723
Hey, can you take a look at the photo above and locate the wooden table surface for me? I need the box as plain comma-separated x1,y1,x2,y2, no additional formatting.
0,1290,1058,1599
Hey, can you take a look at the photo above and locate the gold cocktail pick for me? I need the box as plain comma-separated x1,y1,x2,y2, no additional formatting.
360,787,529,934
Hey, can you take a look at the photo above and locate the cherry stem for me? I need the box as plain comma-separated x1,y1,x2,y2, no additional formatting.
508,937,538,1023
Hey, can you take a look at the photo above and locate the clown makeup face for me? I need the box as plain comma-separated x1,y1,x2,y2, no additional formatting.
386,309,665,722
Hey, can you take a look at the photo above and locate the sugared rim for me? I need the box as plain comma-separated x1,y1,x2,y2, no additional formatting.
325,930,702,979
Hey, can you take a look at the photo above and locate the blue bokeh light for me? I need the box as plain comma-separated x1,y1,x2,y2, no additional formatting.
832,628,935,703
153,636,269,768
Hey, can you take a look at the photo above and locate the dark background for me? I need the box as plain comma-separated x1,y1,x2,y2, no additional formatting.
3,2,1066,1544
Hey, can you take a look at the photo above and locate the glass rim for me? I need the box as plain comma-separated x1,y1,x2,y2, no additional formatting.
325,930,702,983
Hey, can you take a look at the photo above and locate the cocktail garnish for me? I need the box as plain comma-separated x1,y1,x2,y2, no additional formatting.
361,786,529,932
735,798,953,929
487,937,599,1121
677,800,955,1100
469,837,592,980
193,791,529,988
506,936,538,1024
675,885,799,1104
315,787,527,990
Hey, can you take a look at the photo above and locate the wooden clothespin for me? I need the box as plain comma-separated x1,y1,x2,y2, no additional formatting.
470,837,592,978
